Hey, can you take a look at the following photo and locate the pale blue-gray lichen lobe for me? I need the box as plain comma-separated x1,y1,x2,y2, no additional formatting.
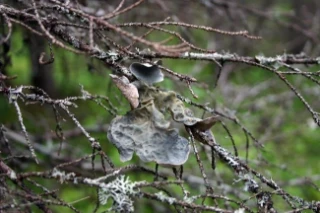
107,103,190,165
107,84,219,165
129,62,164,85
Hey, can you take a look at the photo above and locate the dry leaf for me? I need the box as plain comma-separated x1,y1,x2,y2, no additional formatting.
110,74,139,109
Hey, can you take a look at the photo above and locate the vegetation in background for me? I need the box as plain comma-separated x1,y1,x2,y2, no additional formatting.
0,0,319,212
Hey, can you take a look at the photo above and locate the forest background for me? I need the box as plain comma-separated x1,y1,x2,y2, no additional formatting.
0,0,319,212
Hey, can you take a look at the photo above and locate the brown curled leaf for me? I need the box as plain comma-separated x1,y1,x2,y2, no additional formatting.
110,74,139,109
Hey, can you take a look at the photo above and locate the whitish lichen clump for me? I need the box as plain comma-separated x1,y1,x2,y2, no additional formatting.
98,175,138,212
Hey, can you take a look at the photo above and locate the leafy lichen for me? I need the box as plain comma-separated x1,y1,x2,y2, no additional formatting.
107,63,218,166
107,100,190,165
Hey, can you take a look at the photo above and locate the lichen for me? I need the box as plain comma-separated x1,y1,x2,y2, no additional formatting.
129,62,164,85
107,101,190,165
108,63,218,166
51,168,76,184
98,175,138,212
155,191,176,204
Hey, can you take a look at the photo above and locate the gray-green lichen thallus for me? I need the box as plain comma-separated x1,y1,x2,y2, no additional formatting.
108,62,218,166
